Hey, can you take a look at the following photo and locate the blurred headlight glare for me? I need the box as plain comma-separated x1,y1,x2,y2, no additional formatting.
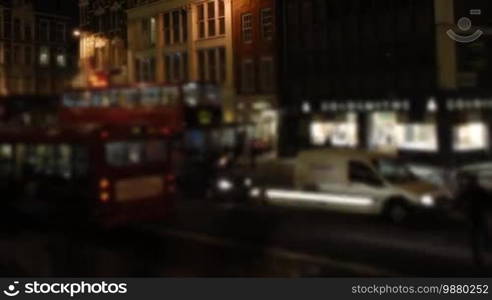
421,195,435,207
218,179,233,191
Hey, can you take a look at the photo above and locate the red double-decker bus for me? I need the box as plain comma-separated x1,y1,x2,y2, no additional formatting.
0,83,204,227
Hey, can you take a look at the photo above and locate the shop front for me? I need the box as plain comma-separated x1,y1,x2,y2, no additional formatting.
310,112,358,148
299,95,492,167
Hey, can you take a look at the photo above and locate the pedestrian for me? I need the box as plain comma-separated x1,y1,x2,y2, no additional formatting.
456,172,490,268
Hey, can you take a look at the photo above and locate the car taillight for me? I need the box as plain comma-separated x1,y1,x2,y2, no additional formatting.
99,178,110,189
99,178,111,203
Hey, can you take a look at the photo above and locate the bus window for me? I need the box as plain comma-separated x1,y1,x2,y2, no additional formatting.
128,142,145,164
92,91,103,107
162,86,179,106
106,142,127,167
106,140,167,167
15,143,89,180
109,89,120,107
142,87,160,108
121,88,139,108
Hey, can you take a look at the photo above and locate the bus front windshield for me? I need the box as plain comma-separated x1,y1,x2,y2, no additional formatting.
373,158,417,184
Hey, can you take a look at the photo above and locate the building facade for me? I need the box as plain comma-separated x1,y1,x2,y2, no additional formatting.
0,0,77,95
278,0,492,170
126,0,235,123
232,0,278,151
75,0,128,88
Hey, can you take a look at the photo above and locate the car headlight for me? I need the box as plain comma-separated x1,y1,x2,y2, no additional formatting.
217,179,234,191
420,194,435,207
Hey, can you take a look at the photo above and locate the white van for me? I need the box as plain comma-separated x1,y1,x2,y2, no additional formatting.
251,149,452,222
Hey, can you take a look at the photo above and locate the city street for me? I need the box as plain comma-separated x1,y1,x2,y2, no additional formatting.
1,194,491,277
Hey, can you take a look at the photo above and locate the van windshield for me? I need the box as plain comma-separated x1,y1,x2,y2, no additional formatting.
373,158,417,184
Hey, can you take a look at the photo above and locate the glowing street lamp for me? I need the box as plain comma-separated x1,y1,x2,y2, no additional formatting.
73,29,81,38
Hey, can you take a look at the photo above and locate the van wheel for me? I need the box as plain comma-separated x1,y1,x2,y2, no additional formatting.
384,200,410,224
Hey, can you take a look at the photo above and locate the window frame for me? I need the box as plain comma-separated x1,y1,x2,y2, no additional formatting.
241,58,255,93
241,13,253,43
259,56,274,92
197,47,226,83
260,7,273,41
196,0,226,40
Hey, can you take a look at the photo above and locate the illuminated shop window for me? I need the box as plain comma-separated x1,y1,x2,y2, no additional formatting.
396,124,438,152
369,112,398,152
310,113,358,147
453,122,489,152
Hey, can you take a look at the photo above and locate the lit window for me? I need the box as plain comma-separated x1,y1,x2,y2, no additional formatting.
56,52,66,67
39,46,50,66
141,17,156,46
396,124,438,152
453,122,489,152
150,17,156,45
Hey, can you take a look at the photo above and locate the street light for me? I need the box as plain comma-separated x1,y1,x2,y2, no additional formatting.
73,29,81,38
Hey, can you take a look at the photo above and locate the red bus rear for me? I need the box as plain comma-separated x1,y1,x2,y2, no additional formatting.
0,124,178,227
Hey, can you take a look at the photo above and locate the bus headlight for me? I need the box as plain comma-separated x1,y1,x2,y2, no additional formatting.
217,179,234,192
420,194,435,207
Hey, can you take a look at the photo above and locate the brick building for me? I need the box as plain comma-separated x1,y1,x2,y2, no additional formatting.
232,0,278,150
0,0,78,95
